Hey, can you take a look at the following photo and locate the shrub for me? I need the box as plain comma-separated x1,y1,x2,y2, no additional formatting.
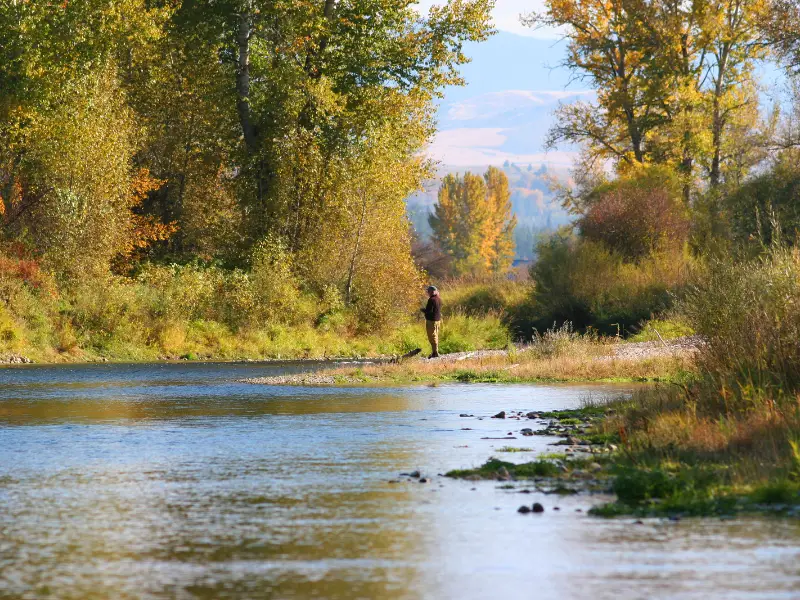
444,278,531,317
683,246,800,403
250,236,303,324
526,233,692,335
578,167,690,260
724,151,800,250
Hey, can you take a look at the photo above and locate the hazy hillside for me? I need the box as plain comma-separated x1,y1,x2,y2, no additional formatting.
407,162,573,260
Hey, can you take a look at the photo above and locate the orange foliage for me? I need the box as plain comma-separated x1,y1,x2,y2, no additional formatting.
113,168,177,272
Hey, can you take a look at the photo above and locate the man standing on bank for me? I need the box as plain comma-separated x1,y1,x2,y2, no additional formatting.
421,285,442,358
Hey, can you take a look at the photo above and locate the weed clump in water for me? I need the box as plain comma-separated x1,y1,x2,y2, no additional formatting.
445,458,561,480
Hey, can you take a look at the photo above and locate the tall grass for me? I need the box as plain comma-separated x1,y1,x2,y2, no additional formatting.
0,256,514,361
589,247,800,511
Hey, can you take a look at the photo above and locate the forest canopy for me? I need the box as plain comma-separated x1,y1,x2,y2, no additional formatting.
0,0,493,330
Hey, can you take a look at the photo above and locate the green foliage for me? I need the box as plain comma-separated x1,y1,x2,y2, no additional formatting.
629,318,695,342
527,232,692,335
445,458,561,479
724,150,800,250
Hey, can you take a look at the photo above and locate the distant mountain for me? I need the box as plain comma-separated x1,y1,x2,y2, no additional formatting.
429,89,591,167
407,32,582,259
406,162,573,260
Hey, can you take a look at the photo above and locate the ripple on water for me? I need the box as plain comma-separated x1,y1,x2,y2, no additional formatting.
0,363,798,600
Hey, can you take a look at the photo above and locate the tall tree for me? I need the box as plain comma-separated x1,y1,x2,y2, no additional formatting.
429,168,517,276
526,0,769,192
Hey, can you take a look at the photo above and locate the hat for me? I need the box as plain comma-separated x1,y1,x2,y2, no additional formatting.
427,285,438,292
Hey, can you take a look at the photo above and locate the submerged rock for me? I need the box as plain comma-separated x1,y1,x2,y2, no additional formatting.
518,505,532,514
532,503,545,513
492,411,506,419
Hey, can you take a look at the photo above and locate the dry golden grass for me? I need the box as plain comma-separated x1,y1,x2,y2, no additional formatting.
328,342,695,383
598,386,800,483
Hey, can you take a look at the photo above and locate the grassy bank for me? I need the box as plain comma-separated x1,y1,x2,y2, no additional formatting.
0,309,512,364
0,264,517,363
318,328,696,384
445,397,800,517
444,250,800,517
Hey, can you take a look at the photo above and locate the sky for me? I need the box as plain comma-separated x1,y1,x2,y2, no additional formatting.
415,1,581,168
417,0,555,38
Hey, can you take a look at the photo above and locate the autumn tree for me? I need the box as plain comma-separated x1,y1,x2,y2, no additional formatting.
429,167,518,276
763,0,800,69
0,1,175,277
526,0,770,192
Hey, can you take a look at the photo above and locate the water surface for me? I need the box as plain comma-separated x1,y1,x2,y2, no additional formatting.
1,363,798,599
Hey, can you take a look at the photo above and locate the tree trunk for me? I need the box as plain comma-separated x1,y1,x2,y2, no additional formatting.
710,45,730,188
346,190,368,305
236,12,258,154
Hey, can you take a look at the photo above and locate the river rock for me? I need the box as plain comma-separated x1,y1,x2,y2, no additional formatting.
491,411,506,419
518,505,532,514
520,428,534,436
532,503,545,513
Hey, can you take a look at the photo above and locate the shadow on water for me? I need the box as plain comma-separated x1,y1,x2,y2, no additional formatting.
1,364,799,600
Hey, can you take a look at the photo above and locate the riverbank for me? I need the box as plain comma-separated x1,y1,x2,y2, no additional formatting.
445,397,800,518
0,312,513,365
243,336,700,385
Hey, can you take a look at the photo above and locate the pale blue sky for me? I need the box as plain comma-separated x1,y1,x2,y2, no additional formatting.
416,1,578,167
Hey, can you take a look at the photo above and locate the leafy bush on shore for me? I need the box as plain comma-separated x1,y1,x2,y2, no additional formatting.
525,233,693,336
0,253,512,361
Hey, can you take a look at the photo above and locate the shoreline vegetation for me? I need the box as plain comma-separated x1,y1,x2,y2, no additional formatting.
445,398,800,519
242,335,699,385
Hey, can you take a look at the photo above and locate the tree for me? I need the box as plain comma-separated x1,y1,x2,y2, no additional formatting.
578,167,690,259
429,167,517,276
526,0,770,192
763,0,800,69
0,2,174,278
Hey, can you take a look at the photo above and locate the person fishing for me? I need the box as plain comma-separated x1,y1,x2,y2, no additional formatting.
420,285,442,358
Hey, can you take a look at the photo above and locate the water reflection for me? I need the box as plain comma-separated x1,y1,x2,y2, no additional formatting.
0,364,798,599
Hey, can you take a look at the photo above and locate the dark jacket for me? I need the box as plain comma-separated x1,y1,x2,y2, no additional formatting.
423,295,442,321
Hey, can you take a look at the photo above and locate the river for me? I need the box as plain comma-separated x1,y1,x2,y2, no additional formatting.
0,363,798,599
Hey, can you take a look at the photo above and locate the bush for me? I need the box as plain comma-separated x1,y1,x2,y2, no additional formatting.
724,151,800,250
444,278,531,317
526,233,692,335
578,167,690,260
683,246,800,403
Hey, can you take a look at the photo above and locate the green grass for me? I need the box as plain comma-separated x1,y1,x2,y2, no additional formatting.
445,458,561,480
628,318,695,343
496,446,534,453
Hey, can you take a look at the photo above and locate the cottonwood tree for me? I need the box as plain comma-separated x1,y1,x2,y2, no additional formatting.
429,167,518,276
526,0,770,194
